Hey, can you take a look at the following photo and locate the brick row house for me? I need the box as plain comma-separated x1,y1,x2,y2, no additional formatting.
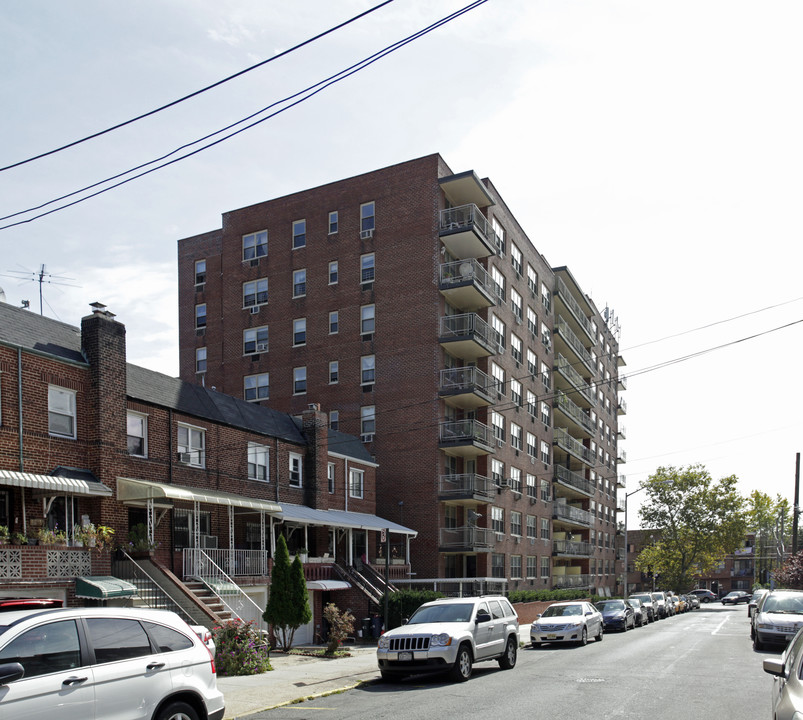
0,301,414,640
176,153,627,595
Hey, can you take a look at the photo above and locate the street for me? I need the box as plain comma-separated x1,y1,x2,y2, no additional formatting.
251,603,776,720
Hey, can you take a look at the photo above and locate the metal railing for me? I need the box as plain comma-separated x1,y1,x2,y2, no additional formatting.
554,392,596,435
553,539,594,556
555,354,596,405
553,428,596,466
439,258,494,297
552,502,593,526
439,419,493,448
439,366,494,399
439,526,494,550
555,316,595,372
554,276,595,340
439,313,496,351
183,547,269,577
439,204,491,242
552,573,592,589
394,576,507,597
438,473,496,500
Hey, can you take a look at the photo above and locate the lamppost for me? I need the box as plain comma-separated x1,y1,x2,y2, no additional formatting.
623,486,647,597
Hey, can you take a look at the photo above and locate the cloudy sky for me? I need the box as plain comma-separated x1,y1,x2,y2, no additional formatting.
2,1,801,525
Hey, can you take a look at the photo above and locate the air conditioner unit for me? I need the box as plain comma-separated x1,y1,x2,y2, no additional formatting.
360,229,374,240
498,477,509,487
514,536,521,544
200,535,218,549
250,306,260,314
177,452,192,464
360,433,375,443
496,439,504,448
530,498,537,505
256,343,268,352
495,533,505,542
530,537,536,544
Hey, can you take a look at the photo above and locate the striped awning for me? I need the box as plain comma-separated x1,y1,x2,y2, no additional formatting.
0,469,112,497
75,576,137,600
277,503,417,537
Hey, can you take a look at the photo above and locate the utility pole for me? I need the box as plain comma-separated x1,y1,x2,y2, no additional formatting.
794,453,800,555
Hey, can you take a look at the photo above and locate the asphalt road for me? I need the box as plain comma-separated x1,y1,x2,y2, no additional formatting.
251,603,778,720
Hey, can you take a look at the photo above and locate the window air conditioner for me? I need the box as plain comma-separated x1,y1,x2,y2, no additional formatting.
201,535,218,549
360,229,374,240
360,433,375,443
177,452,192,464
250,306,260,314
256,343,268,352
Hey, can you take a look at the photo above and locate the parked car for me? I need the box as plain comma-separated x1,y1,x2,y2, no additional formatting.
753,589,803,651
689,589,718,603
626,597,648,626
748,588,769,618
594,599,635,632
684,594,700,610
191,624,216,655
721,590,750,605
630,593,656,622
0,606,225,720
665,595,678,615
376,595,519,682
651,592,668,618
531,601,603,647
763,625,803,719
0,598,63,612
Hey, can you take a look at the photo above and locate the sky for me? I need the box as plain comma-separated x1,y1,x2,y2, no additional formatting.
2,0,802,527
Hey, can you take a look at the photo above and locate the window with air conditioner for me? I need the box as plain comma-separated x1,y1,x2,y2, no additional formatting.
243,278,268,308
360,253,375,285
244,326,269,355
177,424,205,467
360,201,375,234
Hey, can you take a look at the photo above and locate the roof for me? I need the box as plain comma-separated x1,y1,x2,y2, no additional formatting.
325,428,377,465
277,502,417,536
0,301,85,364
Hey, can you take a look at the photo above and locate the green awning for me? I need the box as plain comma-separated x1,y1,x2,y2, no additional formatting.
75,576,138,600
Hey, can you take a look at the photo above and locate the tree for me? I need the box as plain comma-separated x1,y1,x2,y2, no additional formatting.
773,549,803,589
263,536,311,650
635,464,747,592
747,490,791,586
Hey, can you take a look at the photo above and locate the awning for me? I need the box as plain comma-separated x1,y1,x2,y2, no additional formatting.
75,576,138,600
307,580,351,591
117,477,281,513
0,469,112,497
277,503,417,537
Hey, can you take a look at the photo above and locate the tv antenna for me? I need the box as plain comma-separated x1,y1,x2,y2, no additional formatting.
1,264,81,315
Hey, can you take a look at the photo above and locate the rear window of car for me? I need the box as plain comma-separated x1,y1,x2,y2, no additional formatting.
143,621,194,653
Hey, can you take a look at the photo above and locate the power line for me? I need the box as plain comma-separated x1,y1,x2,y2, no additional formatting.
0,0,489,230
0,0,396,173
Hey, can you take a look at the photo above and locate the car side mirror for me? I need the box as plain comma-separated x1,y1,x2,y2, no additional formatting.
763,658,785,678
585,611,593,616
401,616,409,625
476,611,492,623
0,662,24,686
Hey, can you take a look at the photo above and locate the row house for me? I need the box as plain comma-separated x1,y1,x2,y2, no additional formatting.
0,301,414,641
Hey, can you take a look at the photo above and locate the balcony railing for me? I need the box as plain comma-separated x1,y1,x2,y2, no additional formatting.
393,576,507,597
553,464,596,497
439,473,496,501
439,259,495,310
439,366,494,408
439,526,494,551
554,391,596,436
554,276,595,341
553,539,594,557
552,502,593,527
555,354,596,406
552,573,592,589
439,204,495,259
439,419,493,450
554,428,596,466
439,313,498,359
555,316,595,373
183,547,270,578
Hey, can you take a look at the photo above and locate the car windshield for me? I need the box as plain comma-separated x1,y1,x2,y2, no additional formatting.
629,599,642,607
407,603,474,624
543,604,583,617
632,595,651,603
595,601,624,611
762,594,803,614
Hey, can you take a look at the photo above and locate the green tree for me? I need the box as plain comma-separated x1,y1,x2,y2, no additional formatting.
635,464,747,592
747,490,791,586
263,535,311,650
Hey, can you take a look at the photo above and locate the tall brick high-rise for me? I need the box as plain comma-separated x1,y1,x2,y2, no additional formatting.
177,153,626,594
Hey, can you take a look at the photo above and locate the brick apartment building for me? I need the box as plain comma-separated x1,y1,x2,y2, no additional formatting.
177,153,626,595
0,301,413,640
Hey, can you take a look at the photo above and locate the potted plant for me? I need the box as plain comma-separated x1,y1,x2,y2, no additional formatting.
128,523,158,556
75,523,115,551
0,525,9,544
36,526,57,545
10,531,27,546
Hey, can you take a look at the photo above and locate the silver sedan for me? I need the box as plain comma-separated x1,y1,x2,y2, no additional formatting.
531,601,603,647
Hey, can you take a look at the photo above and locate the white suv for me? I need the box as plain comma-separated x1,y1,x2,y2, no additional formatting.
377,595,519,682
0,606,224,720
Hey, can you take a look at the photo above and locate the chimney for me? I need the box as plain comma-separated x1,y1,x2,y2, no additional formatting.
301,402,328,510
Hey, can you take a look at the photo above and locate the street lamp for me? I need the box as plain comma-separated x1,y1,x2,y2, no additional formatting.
623,486,647,597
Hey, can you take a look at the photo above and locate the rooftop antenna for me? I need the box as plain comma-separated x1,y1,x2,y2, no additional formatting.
1,264,80,315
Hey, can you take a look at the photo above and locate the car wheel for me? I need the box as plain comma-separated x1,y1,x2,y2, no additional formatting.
531,641,541,649
156,701,200,720
380,670,401,682
596,624,603,642
450,643,473,682
577,626,588,646
498,636,517,669
702,597,710,603
753,635,765,652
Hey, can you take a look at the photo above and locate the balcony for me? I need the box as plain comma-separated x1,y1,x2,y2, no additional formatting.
617,475,626,488
439,526,494,552
439,204,496,259
553,428,595,467
439,366,494,410
439,313,498,361
554,354,596,408
618,424,626,440
616,496,627,512
439,419,495,458
438,473,496,503
554,316,595,375
617,396,627,415
554,276,595,342
552,502,593,528
617,448,627,464
553,464,595,499
554,391,595,438
552,572,592,590
553,539,594,557
618,375,628,391
439,259,496,311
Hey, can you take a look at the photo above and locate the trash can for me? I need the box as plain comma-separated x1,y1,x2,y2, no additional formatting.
362,618,372,639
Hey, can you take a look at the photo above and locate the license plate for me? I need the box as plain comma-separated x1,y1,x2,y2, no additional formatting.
547,634,557,640
398,651,413,661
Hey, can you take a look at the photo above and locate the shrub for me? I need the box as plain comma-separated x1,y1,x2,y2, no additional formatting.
507,588,593,604
322,603,355,656
382,589,445,629
212,619,272,676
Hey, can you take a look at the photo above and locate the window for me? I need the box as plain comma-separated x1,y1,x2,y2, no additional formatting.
541,281,551,311
491,314,505,350
178,424,205,467
492,217,506,256
491,411,505,443
511,334,523,365
0,619,81,678
445,505,457,529
361,355,375,385
245,373,269,402
511,511,522,536
541,362,551,390
292,269,306,298
511,243,522,276
248,442,269,481
510,423,522,451
195,347,206,373
361,405,375,436
194,259,206,286
526,555,538,579
349,468,364,499
511,288,523,322
195,303,206,329
510,378,522,406
328,462,335,493
243,230,268,259
540,478,551,502
491,362,505,396
292,220,306,249
293,318,306,346
541,322,551,349
526,432,536,458
329,261,338,284
174,508,210,549
527,307,537,337
526,514,537,539
329,410,339,430
526,473,537,499
360,201,375,232
491,458,504,486
527,348,537,376
541,401,550,426
293,367,306,395
491,266,506,303
491,553,505,578
510,467,522,493
510,555,522,579
329,310,339,334
328,211,338,234
127,411,147,456
244,326,269,354
540,440,551,464
243,278,268,308
329,360,339,384
48,386,76,438
526,390,536,417
360,253,375,284
491,506,505,533
540,517,550,540
361,304,375,336
527,264,538,295
289,452,303,487
541,556,550,578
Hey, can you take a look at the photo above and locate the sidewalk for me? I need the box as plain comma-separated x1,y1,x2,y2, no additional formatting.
216,626,533,719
